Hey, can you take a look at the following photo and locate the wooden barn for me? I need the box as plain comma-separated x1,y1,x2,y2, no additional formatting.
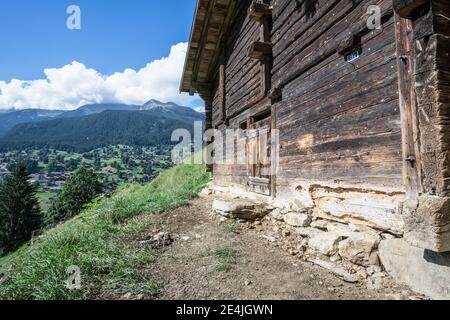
180,0,450,255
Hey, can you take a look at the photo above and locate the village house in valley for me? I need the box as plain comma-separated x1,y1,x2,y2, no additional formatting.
181,0,450,298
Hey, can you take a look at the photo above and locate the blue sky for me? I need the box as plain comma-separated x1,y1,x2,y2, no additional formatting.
0,0,202,110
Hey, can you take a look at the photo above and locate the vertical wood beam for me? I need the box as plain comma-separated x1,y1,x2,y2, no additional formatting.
247,117,255,180
394,12,423,198
270,104,277,197
397,0,450,252
200,91,213,173
219,50,226,124
260,16,272,96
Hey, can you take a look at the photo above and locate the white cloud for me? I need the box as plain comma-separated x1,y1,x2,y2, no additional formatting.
0,42,200,110
193,105,205,113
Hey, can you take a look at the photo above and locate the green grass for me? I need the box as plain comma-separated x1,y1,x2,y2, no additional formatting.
204,247,238,272
0,164,209,300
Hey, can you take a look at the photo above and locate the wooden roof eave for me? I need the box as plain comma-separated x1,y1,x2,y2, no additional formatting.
180,0,202,95
180,0,237,96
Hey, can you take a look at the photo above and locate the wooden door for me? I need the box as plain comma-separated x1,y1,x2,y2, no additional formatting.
247,114,271,196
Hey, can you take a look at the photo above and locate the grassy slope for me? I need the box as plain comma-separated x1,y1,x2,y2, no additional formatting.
0,164,209,300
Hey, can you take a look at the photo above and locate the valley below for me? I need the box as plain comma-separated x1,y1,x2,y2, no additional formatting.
0,145,173,211
0,100,203,213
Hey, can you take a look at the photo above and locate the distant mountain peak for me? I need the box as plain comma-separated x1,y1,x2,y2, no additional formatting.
141,99,179,110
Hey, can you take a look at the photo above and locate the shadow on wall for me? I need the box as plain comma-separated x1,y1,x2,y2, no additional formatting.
294,0,361,20
295,0,319,18
424,250,450,267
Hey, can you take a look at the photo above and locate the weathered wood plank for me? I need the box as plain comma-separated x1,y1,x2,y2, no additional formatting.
394,11,422,197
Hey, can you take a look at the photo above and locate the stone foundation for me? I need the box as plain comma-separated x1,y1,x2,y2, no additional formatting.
403,196,450,252
213,181,407,235
211,190,399,291
208,184,450,299
379,239,450,300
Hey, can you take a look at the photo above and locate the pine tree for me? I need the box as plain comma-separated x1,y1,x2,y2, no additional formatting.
0,163,42,256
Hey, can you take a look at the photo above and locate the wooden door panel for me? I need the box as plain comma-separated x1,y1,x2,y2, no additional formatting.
247,116,271,196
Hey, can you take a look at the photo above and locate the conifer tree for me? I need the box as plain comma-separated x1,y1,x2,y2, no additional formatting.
0,163,42,256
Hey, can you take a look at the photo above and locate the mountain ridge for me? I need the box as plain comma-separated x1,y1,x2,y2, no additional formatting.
0,100,204,152
0,99,201,137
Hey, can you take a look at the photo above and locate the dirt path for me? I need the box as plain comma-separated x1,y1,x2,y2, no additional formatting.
137,195,413,300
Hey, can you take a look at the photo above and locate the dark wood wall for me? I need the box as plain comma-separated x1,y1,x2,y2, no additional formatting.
211,0,261,127
211,0,261,187
211,0,404,192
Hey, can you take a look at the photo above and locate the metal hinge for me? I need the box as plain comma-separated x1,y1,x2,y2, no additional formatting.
406,155,416,168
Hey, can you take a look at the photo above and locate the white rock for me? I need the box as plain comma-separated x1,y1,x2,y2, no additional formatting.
309,259,360,283
309,232,344,255
311,220,328,230
284,212,312,227
330,254,341,262
213,198,245,214
338,233,381,266
326,222,354,237
270,208,285,221
213,198,269,221
289,199,306,212
381,233,396,240
296,227,324,238
349,223,378,234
